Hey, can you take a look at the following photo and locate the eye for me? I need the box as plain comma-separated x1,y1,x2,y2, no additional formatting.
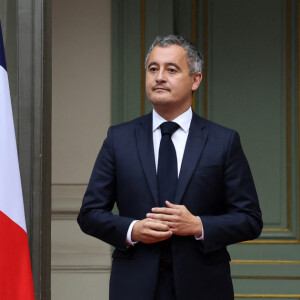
149,66,158,72
168,68,177,74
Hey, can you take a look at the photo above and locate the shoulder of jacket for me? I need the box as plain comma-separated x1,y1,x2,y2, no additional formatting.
109,113,151,132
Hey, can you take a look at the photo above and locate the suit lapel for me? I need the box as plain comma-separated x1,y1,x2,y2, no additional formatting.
174,114,208,205
135,113,160,207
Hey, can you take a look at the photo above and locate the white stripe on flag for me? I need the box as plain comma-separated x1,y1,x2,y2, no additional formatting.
0,65,27,232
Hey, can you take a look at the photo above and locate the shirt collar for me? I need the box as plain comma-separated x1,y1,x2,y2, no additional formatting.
152,107,193,133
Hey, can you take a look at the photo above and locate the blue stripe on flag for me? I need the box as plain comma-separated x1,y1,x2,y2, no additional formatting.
0,22,7,71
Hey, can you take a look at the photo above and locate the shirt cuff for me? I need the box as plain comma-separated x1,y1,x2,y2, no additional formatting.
194,216,204,240
126,220,139,246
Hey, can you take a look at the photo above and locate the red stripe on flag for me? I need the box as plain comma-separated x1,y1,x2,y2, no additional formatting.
0,211,35,300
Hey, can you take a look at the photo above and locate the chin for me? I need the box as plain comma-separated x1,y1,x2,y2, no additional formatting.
149,96,171,105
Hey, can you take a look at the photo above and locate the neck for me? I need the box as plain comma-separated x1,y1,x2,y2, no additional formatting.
153,104,191,121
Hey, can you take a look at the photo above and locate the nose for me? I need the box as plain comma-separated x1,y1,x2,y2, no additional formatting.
156,69,166,83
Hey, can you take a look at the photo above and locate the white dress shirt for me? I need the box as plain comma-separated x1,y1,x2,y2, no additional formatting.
126,107,203,245
152,107,192,176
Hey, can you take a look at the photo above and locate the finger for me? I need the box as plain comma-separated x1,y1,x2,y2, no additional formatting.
169,228,180,235
146,219,170,231
149,211,181,221
146,229,172,240
165,201,177,208
149,219,171,227
146,213,175,222
166,201,186,212
151,207,176,214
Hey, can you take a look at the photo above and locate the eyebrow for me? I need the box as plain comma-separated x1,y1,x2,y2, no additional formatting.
148,62,182,71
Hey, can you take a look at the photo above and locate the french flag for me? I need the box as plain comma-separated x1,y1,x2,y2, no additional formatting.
0,22,35,299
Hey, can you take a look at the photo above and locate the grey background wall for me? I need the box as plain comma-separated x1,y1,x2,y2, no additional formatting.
52,0,111,299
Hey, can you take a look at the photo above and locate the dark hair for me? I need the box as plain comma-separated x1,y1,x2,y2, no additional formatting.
145,35,204,75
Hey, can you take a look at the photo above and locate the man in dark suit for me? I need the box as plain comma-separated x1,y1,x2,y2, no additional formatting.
77,35,263,300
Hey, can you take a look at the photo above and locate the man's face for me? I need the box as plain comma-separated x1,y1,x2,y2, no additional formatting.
146,45,201,115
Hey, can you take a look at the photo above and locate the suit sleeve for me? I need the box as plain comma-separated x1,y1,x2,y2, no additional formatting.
200,131,263,254
77,127,135,250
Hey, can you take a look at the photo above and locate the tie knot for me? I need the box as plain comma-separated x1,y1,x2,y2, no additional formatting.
160,122,179,136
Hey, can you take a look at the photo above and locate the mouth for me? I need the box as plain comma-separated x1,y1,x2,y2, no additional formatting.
153,86,169,92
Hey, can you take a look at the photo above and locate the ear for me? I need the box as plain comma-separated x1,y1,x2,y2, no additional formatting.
191,72,202,91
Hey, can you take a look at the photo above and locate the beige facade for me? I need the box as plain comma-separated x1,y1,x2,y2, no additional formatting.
52,0,111,298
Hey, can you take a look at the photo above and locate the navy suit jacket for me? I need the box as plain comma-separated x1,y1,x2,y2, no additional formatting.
77,112,263,300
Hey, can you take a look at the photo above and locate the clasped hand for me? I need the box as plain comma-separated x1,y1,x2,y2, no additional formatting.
131,201,202,244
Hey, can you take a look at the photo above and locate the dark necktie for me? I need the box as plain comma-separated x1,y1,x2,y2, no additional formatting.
157,122,180,207
157,121,179,265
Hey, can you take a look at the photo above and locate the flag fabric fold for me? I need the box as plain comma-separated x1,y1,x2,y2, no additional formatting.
0,22,35,300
